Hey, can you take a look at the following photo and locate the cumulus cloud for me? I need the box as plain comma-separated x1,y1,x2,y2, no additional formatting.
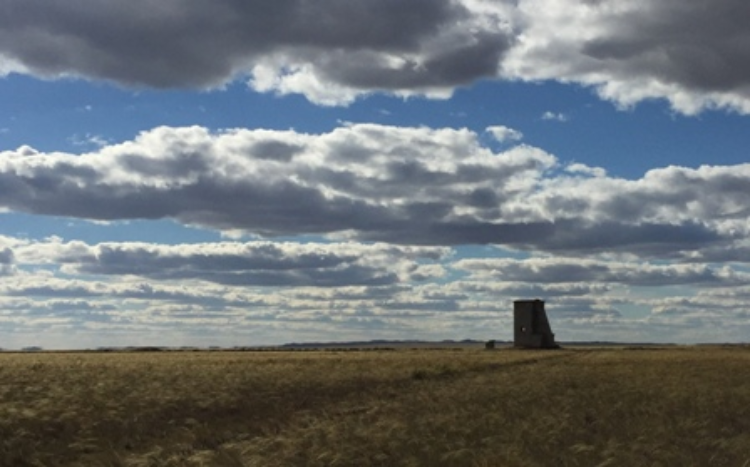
486,125,523,143
0,124,558,246
0,247,15,276
457,280,613,298
566,163,606,178
45,240,447,287
2,123,750,257
455,257,750,287
3,1,750,111
0,0,514,105
1,276,266,312
504,0,750,114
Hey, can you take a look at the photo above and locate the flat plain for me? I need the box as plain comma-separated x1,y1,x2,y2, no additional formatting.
1,346,749,466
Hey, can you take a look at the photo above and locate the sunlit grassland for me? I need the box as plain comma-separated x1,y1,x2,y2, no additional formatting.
1,346,749,466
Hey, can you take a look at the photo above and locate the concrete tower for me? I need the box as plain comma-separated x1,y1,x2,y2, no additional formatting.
513,299,558,349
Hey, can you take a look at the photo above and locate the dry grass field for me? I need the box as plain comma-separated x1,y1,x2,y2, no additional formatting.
1,346,749,466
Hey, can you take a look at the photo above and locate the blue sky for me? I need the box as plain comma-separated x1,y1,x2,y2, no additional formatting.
1,0,750,349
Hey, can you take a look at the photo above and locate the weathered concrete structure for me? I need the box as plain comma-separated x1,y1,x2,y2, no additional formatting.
513,300,558,349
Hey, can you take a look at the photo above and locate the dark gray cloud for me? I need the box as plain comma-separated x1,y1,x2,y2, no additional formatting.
542,298,623,321
519,220,723,258
49,240,446,287
677,245,750,264
0,0,511,102
316,30,511,89
380,299,460,313
288,285,409,303
4,1,750,111
455,257,750,287
0,247,15,276
457,281,612,298
2,279,270,311
580,0,750,93
504,0,750,113
1,124,748,257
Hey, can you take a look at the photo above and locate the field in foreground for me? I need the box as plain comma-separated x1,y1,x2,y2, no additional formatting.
1,347,749,466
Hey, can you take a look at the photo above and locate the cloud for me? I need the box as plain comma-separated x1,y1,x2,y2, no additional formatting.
5,232,750,345
0,247,15,276
69,133,109,148
455,257,750,287
4,1,750,111
503,0,750,114
16,239,448,287
1,276,265,311
0,0,514,105
457,280,613,298
566,163,606,178
0,124,558,246
1,123,750,258
541,111,569,122
486,125,523,143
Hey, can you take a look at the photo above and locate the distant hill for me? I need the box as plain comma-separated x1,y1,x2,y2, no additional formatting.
280,339,493,349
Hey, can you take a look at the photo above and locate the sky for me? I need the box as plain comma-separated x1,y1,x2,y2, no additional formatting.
1,0,750,349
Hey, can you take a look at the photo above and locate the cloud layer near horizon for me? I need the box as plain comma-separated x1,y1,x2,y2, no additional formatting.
2,233,750,347
3,0,750,112
1,123,748,259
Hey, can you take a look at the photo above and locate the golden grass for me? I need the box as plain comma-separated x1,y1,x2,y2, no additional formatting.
1,347,749,466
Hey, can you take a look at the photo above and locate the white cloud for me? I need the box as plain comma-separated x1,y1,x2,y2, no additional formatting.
486,125,523,143
565,163,606,178
69,133,109,148
541,111,569,122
